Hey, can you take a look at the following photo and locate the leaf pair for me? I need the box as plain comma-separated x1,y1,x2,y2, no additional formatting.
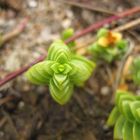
26,40,95,105
107,90,140,140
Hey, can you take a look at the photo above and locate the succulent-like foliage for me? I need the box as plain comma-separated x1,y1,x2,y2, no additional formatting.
61,28,75,48
107,90,140,140
131,57,140,84
88,28,128,62
26,40,95,105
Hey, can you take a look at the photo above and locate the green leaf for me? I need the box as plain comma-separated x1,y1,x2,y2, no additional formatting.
115,90,135,109
101,51,114,62
97,28,108,38
88,43,101,61
88,43,101,54
70,55,95,86
116,40,127,49
88,42,121,63
121,101,135,122
53,74,67,86
133,57,140,69
49,75,73,105
118,95,135,115
56,52,69,63
114,115,125,139
47,40,71,63
50,63,60,74
106,48,117,56
61,28,75,48
62,63,72,74
50,63,72,74
62,28,74,40
136,108,140,118
25,61,54,85
133,122,140,140
107,107,120,126
136,96,140,101
132,71,140,85
123,120,133,140
115,90,127,104
131,57,140,85
130,101,140,123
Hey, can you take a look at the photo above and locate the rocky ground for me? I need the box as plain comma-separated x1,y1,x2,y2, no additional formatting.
0,0,140,140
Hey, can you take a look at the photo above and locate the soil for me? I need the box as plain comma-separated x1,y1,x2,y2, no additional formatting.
0,0,140,140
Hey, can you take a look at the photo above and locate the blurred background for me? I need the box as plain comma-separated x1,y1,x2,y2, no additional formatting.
0,0,140,140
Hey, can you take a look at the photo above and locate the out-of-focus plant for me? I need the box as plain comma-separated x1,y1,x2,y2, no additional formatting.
26,40,95,105
88,28,128,62
130,57,140,85
61,28,76,48
107,90,140,140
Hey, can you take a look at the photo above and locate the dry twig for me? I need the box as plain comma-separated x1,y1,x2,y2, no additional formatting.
113,41,135,92
0,17,29,47
113,18,140,32
0,95,15,106
2,110,20,139
0,117,7,128
58,0,115,15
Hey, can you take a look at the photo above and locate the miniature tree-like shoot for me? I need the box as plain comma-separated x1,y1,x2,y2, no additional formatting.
26,40,95,105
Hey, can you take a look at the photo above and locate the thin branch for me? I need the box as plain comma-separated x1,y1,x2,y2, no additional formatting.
58,0,115,15
2,110,20,139
113,18,140,32
0,95,15,106
74,18,140,54
65,7,140,43
0,55,45,86
0,7,140,87
0,17,29,47
113,41,135,92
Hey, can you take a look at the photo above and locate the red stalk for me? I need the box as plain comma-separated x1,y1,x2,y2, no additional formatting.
0,7,140,87
0,55,45,86
65,6,140,43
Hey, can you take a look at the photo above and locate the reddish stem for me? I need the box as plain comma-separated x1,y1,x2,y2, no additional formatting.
65,6,140,43
0,55,46,86
2,17,29,45
0,7,140,87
